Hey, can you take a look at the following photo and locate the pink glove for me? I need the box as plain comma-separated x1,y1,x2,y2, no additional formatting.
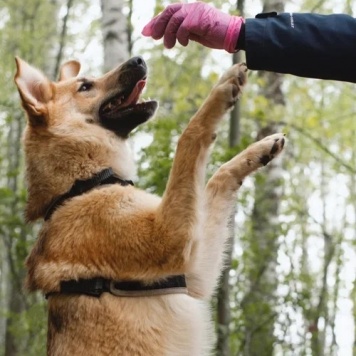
142,2,244,53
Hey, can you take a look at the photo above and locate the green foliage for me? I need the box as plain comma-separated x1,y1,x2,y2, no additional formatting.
0,0,58,69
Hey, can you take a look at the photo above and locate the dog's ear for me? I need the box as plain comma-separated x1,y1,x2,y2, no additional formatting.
59,60,81,81
14,57,52,123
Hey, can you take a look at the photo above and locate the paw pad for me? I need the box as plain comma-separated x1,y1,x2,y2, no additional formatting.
258,134,285,166
259,155,271,166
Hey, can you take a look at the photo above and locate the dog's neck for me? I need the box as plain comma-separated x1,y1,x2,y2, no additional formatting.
44,168,134,221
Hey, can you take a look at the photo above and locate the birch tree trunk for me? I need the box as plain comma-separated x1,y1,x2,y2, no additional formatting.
241,1,285,354
101,0,129,72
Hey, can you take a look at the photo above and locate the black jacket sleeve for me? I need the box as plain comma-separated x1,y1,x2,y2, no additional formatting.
245,12,356,83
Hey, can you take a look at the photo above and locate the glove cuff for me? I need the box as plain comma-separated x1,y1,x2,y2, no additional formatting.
224,16,244,53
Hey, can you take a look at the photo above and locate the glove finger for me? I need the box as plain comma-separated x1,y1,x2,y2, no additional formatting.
176,18,190,47
142,3,182,40
163,9,186,49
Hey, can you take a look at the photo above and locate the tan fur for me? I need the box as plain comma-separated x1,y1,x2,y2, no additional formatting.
14,57,285,355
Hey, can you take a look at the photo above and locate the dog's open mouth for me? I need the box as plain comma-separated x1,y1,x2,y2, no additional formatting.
99,77,158,137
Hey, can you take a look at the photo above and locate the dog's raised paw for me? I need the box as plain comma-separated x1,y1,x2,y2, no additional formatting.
258,133,285,166
244,133,286,168
213,63,248,110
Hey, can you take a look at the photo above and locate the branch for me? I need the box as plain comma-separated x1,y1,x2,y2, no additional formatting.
291,124,356,174
53,0,75,79
268,119,356,174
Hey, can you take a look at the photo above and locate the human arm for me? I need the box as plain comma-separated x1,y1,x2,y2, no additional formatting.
245,12,356,83
142,2,356,83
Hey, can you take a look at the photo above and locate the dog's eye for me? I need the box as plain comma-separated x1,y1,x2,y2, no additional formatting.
78,82,93,92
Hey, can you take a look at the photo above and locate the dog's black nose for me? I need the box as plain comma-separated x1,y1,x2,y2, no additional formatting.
126,56,146,69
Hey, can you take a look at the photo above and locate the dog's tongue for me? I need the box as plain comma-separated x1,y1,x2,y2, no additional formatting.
123,80,146,107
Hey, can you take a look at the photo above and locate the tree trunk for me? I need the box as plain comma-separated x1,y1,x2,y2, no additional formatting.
4,114,27,356
241,1,285,354
101,0,129,72
4,281,26,356
53,0,75,79
242,144,284,356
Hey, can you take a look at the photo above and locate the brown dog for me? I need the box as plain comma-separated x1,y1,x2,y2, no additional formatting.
14,56,285,355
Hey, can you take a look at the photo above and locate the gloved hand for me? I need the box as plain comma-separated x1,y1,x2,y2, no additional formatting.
142,2,244,53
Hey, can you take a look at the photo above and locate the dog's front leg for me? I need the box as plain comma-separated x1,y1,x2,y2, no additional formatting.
186,133,285,299
153,63,248,274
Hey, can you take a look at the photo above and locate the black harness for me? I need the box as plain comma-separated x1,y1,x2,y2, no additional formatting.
44,168,187,298
44,168,133,221
46,275,187,299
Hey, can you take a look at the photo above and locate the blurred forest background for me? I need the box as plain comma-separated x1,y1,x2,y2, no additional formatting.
0,0,355,355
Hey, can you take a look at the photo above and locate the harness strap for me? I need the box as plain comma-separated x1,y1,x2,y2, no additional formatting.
46,275,187,298
44,168,133,220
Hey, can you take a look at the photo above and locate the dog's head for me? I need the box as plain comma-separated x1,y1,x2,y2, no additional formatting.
14,56,158,221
